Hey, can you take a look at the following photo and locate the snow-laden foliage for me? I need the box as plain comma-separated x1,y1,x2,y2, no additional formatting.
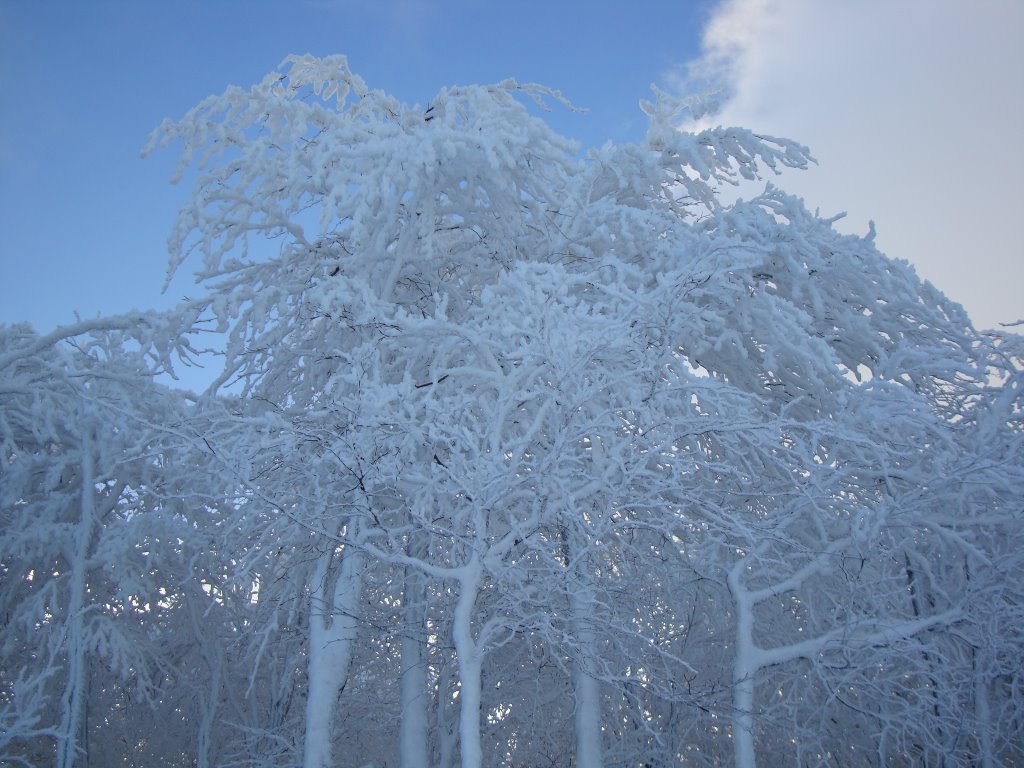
3,55,1023,768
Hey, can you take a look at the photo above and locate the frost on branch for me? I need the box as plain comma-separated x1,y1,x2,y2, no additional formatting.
3,55,1023,768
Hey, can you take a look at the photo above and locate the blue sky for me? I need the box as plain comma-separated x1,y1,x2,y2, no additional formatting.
1,0,1021,336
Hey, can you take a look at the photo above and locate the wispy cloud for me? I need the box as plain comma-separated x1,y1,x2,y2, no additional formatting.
675,0,1024,329
683,0,772,98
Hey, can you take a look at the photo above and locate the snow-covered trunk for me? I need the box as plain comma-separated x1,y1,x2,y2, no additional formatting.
903,552,945,764
435,656,457,768
188,584,222,768
728,561,758,768
564,530,603,768
571,614,603,768
196,650,222,768
452,556,483,768
56,434,95,768
303,530,365,768
400,537,430,768
973,650,995,768
875,708,891,768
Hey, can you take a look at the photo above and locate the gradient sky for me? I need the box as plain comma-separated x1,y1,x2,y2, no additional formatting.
1,0,1020,336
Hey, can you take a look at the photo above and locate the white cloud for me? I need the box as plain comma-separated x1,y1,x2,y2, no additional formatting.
680,0,1024,329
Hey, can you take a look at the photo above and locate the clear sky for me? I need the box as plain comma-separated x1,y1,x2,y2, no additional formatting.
1,0,1021,336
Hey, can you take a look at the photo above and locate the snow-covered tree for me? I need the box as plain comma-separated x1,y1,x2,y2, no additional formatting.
2,54,1021,768
0,319,218,767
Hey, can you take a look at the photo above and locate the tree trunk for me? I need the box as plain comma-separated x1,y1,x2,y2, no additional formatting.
56,433,95,768
572,648,603,768
452,556,483,768
303,531,365,768
973,650,995,768
436,654,458,768
400,537,430,768
188,582,222,768
196,650,222,768
903,552,945,765
564,529,603,768
728,562,757,768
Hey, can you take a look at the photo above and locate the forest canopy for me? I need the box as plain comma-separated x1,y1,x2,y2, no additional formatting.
2,55,1022,768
